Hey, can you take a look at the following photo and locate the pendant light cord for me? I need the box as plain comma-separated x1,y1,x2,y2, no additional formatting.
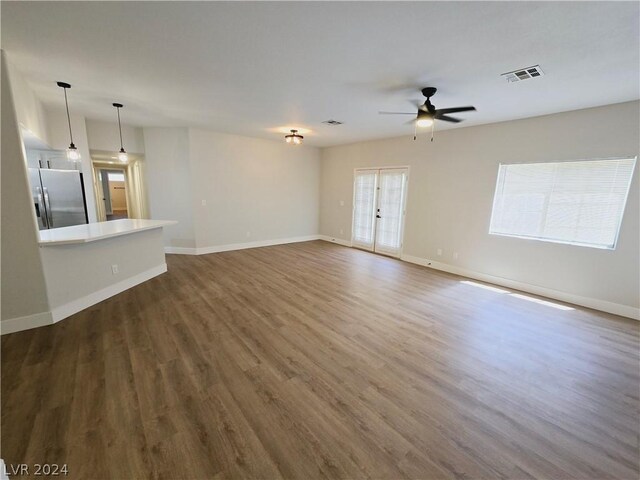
116,106,124,150
63,88,74,145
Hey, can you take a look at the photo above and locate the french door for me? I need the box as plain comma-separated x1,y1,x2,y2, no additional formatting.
352,168,409,257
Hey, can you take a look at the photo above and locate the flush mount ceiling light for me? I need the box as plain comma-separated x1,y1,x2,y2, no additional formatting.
284,129,303,145
57,81,80,161
112,103,128,162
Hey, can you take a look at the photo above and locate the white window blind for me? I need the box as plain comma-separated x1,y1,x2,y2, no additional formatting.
489,158,636,249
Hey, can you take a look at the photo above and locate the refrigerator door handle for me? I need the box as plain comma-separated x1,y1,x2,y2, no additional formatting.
43,186,54,228
35,186,49,229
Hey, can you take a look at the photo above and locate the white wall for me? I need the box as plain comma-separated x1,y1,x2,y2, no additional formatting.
320,101,640,316
189,129,320,248
1,51,51,327
144,128,321,251
86,118,145,154
7,57,49,145
143,127,196,248
40,229,166,321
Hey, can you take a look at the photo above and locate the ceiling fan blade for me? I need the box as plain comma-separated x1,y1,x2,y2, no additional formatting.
435,106,476,115
436,115,463,123
379,111,416,115
404,119,417,125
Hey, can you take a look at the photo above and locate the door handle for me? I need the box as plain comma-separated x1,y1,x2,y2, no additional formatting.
36,186,49,228
376,214,381,218
43,187,53,228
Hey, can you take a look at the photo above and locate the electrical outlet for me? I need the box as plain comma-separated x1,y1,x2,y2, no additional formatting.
111,264,119,275
339,200,345,207
339,229,344,235
453,252,459,260
437,249,442,256
201,199,206,206
246,231,251,238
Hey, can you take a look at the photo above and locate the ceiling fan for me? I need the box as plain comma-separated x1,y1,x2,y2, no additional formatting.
379,87,476,141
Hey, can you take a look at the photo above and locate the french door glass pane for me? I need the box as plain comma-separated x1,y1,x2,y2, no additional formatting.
353,171,377,247
375,170,405,252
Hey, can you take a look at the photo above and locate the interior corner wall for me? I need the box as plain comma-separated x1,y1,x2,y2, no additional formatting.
45,107,98,223
85,119,145,154
1,51,51,324
143,127,321,252
188,128,320,249
5,54,49,145
143,127,196,249
319,101,640,315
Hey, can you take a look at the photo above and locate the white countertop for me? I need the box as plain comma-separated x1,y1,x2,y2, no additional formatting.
39,219,177,246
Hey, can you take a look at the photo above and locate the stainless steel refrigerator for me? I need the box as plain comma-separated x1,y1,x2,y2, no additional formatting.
28,168,88,230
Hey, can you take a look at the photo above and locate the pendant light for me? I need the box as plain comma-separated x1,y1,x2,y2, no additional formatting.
112,103,128,162
57,82,80,161
284,129,303,145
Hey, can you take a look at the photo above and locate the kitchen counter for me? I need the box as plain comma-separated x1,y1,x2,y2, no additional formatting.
36,218,176,324
39,219,177,246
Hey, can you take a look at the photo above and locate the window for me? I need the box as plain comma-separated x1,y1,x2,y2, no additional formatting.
107,172,125,182
489,157,636,249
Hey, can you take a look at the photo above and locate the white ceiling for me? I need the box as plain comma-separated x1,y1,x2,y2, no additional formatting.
2,1,638,147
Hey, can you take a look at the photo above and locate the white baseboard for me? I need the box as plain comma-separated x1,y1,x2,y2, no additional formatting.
164,246,198,255
50,263,168,323
401,254,639,320
1,311,53,335
319,235,353,247
166,236,637,321
165,235,322,255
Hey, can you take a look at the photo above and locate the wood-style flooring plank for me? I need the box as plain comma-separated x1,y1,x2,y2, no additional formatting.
2,240,638,479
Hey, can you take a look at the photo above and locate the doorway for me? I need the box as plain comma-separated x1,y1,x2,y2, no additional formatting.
352,168,409,257
101,169,129,220
91,155,149,222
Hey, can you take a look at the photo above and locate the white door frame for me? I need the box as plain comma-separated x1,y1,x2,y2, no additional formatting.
93,165,130,219
351,166,410,258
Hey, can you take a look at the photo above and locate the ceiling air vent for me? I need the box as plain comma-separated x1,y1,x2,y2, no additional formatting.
322,119,343,126
501,65,544,83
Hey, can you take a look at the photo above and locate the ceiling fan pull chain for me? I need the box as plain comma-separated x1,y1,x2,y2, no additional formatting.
414,121,417,141
431,122,435,142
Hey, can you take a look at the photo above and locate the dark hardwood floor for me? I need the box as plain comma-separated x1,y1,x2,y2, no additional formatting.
2,240,639,479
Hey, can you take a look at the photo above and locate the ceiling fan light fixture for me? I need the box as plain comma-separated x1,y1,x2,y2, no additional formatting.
285,129,303,145
416,117,434,128
379,86,476,141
